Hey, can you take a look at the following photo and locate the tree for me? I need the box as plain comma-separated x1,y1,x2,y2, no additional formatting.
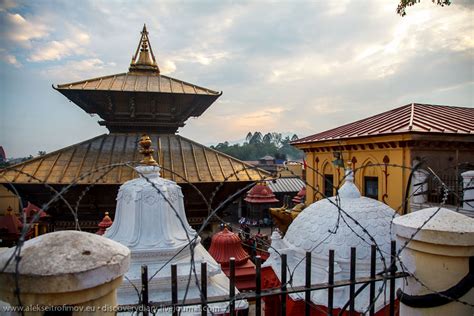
249,132,262,145
245,132,253,143
397,0,450,16
211,131,304,161
272,132,282,146
262,133,272,144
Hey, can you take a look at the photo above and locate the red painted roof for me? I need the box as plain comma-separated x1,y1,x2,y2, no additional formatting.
23,202,49,220
209,227,250,266
244,183,279,204
221,260,256,291
292,103,474,145
292,186,306,204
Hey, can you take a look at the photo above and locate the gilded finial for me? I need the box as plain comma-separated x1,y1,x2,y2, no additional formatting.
139,134,158,166
129,24,160,73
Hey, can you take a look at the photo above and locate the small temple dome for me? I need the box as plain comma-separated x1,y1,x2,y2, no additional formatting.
284,169,395,262
209,227,249,266
209,227,257,291
244,182,279,204
264,168,398,313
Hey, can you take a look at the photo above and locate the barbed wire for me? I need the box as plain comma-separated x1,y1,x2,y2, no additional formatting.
0,157,473,315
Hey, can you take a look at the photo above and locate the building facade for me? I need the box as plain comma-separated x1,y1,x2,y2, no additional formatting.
291,103,474,213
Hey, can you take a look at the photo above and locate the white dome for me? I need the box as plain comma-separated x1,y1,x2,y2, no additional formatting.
285,189,396,264
264,168,399,313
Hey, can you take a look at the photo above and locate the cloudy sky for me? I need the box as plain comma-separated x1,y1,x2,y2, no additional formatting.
0,0,472,158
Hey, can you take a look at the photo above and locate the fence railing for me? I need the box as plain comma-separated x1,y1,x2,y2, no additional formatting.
119,241,407,316
427,174,463,207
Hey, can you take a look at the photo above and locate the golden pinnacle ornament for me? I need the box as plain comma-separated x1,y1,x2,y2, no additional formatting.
138,134,158,166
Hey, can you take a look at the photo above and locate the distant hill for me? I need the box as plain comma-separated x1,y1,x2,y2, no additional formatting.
210,132,304,161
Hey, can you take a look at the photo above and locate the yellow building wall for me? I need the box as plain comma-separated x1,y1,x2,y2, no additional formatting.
302,136,412,213
0,185,20,215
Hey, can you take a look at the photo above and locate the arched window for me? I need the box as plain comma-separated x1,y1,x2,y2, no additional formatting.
361,160,379,200
322,162,334,197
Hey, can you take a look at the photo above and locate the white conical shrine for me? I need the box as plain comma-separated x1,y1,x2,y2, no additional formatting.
104,135,247,313
264,167,399,313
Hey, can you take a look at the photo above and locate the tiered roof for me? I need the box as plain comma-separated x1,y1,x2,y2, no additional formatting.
54,25,222,133
244,182,279,204
0,25,269,187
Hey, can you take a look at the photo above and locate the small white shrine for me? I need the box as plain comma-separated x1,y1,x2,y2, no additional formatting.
104,135,247,313
264,167,399,313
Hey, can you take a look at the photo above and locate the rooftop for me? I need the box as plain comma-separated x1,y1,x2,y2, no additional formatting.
292,103,474,145
266,177,305,194
53,25,221,133
0,133,267,185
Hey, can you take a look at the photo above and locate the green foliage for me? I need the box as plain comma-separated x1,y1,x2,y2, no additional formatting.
397,0,450,16
210,132,304,161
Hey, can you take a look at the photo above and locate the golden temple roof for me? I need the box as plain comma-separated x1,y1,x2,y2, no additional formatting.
55,72,220,95
0,133,267,185
54,25,220,96
53,26,221,134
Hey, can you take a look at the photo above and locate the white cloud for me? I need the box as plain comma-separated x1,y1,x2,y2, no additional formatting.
0,49,21,67
0,0,17,12
324,0,352,16
42,58,118,82
352,1,473,79
1,0,473,157
267,54,341,83
3,54,20,67
160,59,176,74
28,31,91,62
168,50,230,67
2,12,49,45
312,101,343,114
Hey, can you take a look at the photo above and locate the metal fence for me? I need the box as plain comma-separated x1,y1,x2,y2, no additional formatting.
426,174,463,207
120,241,407,316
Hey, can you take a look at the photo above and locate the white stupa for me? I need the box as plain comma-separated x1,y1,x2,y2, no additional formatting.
104,135,247,314
264,167,399,313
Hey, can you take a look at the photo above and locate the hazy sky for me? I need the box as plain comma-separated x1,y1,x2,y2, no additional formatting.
0,0,473,158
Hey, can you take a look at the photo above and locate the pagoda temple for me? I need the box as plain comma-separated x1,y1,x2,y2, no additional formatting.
243,182,279,225
0,25,267,229
209,226,256,291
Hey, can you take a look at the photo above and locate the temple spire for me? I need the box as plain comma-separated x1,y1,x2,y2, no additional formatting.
129,24,160,73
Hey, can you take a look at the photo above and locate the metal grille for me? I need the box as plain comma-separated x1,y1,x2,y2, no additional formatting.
121,241,406,316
